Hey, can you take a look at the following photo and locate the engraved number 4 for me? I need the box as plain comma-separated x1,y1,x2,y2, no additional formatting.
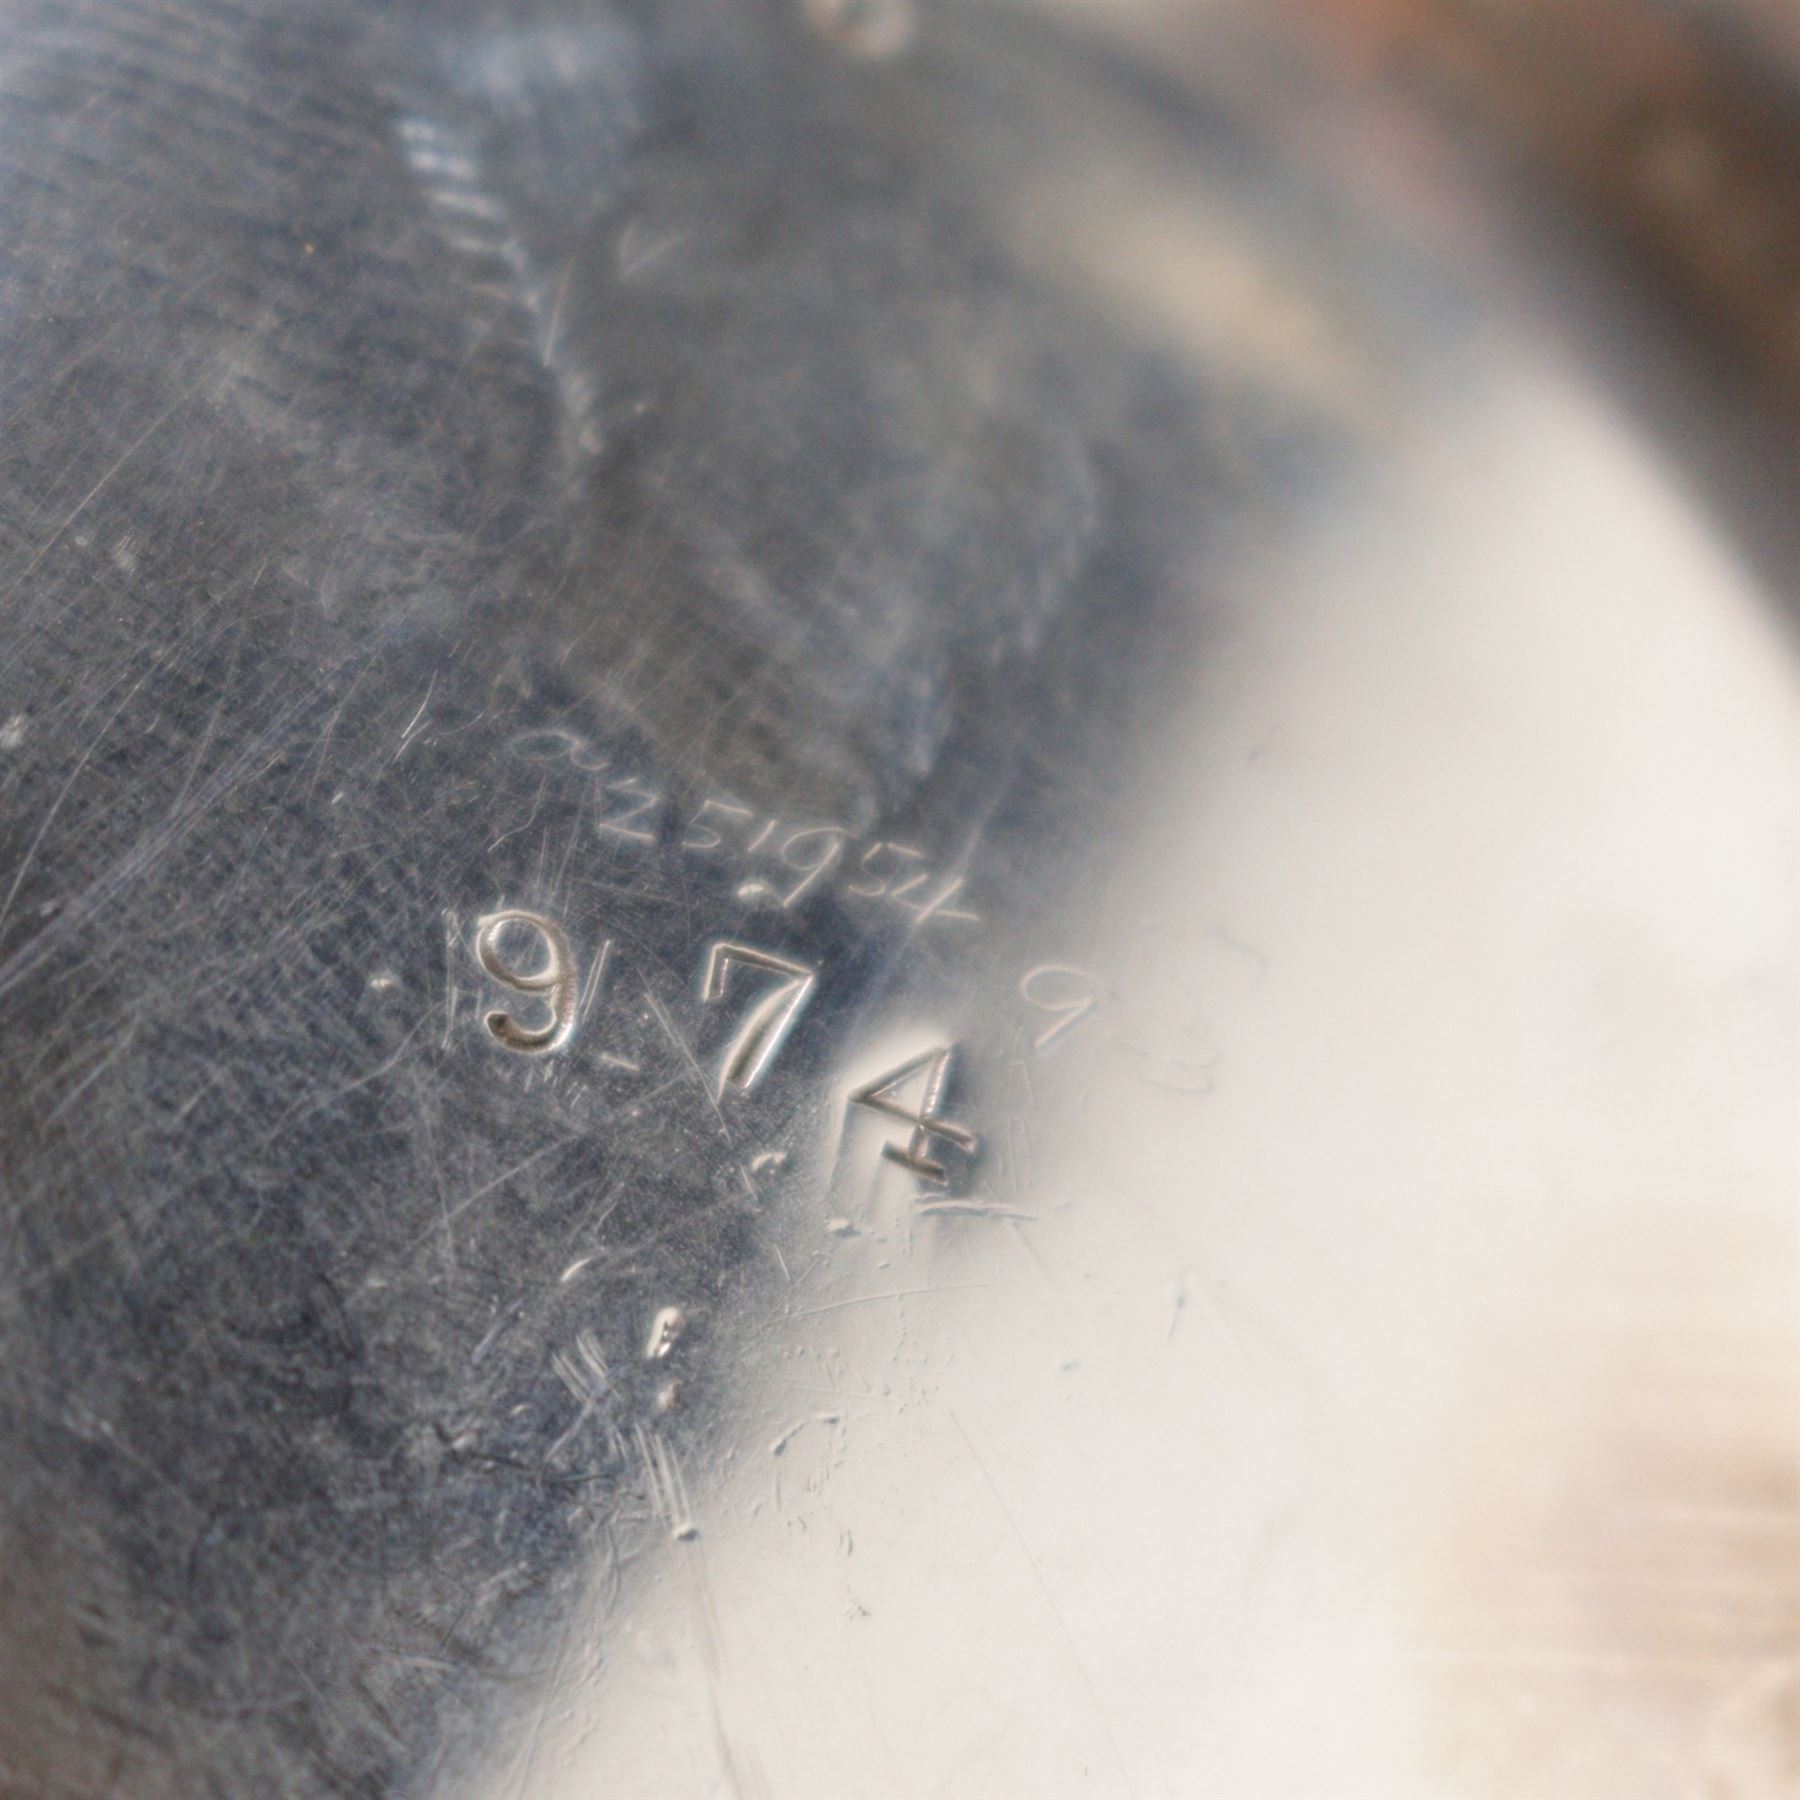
850,1046,978,1183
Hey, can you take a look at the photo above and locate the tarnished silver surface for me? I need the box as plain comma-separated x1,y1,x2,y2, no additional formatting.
0,2,1794,1796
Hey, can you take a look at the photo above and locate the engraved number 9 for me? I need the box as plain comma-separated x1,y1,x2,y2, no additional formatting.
475,910,578,1053
1019,963,1105,1052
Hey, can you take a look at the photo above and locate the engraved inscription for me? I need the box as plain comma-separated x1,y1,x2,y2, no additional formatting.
595,775,662,843
773,825,848,907
503,730,981,929
680,797,754,852
1019,963,1105,1052
844,839,922,898
513,726,610,773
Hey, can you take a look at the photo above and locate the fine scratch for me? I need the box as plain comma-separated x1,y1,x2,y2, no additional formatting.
950,1411,1135,1795
915,1200,1035,1222
42,1020,139,1128
398,1132,586,1261
394,672,437,759
640,982,767,1219
252,1014,431,1153
786,1283,991,1321
0,371,207,616
0,673,337,1004
442,908,461,1050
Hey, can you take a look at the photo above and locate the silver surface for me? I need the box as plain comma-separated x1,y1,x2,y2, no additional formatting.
0,2,1794,1795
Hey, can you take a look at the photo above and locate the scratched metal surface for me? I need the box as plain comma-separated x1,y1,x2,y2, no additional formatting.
0,1,1794,1797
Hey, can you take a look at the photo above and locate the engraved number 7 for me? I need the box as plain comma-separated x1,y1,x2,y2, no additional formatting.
699,943,817,1094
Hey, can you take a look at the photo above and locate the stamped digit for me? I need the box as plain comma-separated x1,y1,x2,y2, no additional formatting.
699,943,817,1093
849,1045,978,1183
474,910,583,1053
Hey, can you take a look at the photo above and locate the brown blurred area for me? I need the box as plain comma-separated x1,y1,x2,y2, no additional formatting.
1059,0,1800,425
1301,0,1800,414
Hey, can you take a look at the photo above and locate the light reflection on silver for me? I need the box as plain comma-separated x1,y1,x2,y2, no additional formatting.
522,362,1798,1800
